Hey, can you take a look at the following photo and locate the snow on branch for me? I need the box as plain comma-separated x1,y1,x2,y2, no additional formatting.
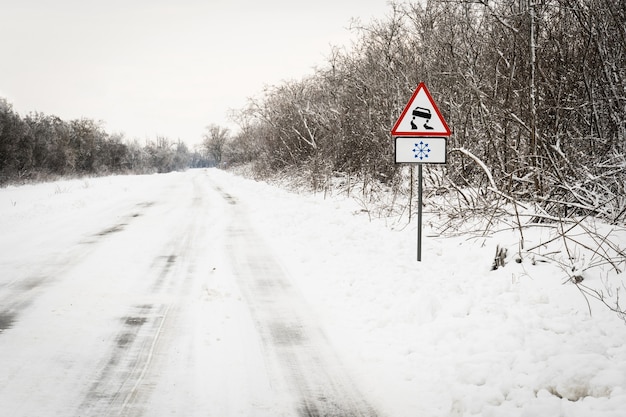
450,147,498,190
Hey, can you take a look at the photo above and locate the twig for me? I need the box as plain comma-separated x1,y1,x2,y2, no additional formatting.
525,216,587,252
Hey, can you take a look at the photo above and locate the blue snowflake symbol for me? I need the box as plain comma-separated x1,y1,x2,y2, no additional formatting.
413,141,431,160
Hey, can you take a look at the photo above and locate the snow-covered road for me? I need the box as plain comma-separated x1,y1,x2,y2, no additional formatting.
0,169,377,417
2,168,626,417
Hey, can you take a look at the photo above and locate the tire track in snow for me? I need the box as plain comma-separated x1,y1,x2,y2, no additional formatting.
0,172,215,417
76,284,172,416
0,200,155,336
75,176,210,417
217,181,380,417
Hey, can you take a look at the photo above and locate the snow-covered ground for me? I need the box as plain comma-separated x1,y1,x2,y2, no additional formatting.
0,168,625,417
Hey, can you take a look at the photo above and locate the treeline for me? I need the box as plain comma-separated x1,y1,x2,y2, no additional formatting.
224,0,625,222
0,99,208,185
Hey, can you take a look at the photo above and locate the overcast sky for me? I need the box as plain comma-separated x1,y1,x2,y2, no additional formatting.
0,0,391,147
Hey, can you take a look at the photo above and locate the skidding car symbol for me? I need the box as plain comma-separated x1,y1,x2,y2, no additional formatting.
411,106,434,130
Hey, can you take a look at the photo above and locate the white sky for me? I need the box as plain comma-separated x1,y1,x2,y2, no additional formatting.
0,0,391,147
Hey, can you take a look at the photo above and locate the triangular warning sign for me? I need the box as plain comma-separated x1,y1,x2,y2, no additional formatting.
391,83,451,137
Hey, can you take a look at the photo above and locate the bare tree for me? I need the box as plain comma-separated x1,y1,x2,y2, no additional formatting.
202,124,230,167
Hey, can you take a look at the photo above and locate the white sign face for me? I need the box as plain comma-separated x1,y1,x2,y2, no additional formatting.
395,137,447,164
391,83,451,137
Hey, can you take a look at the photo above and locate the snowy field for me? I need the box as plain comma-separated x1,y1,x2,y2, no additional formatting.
0,168,625,417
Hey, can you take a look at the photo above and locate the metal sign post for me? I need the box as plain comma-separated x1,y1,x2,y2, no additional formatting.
417,164,423,261
391,83,451,262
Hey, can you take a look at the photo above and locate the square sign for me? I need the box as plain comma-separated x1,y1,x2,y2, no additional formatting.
395,137,447,164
